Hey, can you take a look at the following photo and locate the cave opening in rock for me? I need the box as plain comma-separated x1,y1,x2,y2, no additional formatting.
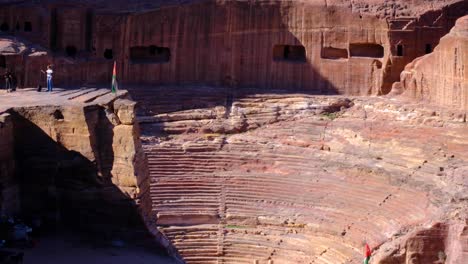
273,45,306,62
321,47,348,59
397,44,403,56
65,45,77,57
130,45,171,63
349,43,384,58
24,21,32,32
0,55,5,68
425,43,432,54
0,22,9,32
52,110,64,120
148,45,158,55
373,60,383,69
15,22,20,31
104,48,113,60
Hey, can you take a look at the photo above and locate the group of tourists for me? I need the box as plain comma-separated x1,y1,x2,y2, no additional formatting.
2,65,54,93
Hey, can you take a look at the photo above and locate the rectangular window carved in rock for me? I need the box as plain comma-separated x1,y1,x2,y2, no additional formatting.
321,47,348,59
349,43,384,58
397,44,403,56
425,44,432,54
0,55,5,68
24,22,32,32
273,45,306,62
0,22,9,32
130,46,170,64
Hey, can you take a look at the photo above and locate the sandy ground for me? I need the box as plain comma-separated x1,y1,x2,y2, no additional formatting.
17,231,179,264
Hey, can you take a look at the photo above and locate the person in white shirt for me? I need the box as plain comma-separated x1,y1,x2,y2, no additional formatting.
41,65,53,92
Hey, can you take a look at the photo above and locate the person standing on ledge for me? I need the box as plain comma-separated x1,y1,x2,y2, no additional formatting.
4,69,12,92
41,65,53,92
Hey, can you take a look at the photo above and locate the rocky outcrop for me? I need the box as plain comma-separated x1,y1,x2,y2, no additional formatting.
393,16,468,111
0,112,20,216
0,89,153,237
373,221,468,264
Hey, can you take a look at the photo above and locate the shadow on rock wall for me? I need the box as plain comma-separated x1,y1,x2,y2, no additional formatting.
9,109,162,249
126,3,352,121
123,1,347,95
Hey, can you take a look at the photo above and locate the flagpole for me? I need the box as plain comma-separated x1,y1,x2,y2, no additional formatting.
111,61,118,95
363,243,371,264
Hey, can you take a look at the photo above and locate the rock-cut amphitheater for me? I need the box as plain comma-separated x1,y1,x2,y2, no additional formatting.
0,0,467,263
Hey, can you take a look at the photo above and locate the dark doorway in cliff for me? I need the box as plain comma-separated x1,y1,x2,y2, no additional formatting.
130,46,171,64
15,22,20,31
425,44,432,54
321,47,348,59
350,43,384,58
66,46,77,57
273,45,306,62
52,110,64,120
397,45,403,56
104,49,113,60
0,22,9,32
24,21,32,32
0,56,5,68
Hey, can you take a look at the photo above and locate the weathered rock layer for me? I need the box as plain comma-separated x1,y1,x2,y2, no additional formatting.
0,0,466,95
0,89,153,237
130,86,468,264
394,15,468,111
0,112,19,216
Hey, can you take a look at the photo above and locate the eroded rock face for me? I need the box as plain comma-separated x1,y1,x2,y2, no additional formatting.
0,90,151,236
374,222,468,264
0,0,466,94
131,86,468,264
393,16,468,111
0,113,20,216
0,1,466,263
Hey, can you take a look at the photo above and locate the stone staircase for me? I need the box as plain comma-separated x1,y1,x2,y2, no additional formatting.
125,86,463,264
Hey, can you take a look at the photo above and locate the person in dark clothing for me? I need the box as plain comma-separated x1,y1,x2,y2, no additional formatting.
4,69,12,92
9,71,16,92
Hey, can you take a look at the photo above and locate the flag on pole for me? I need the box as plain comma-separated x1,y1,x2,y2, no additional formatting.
363,243,371,264
111,61,118,94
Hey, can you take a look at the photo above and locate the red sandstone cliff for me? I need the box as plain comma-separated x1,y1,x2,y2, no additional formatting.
0,113,20,216
0,0,466,95
393,15,468,111
0,90,154,234
117,0,465,94
0,2,467,262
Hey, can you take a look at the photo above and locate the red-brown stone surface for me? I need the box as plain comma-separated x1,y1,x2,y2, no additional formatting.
0,1,467,263
0,112,20,216
393,15,468,111
128,86,468,264
0,0,466,94
2,87,466,263
0,89,153,233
